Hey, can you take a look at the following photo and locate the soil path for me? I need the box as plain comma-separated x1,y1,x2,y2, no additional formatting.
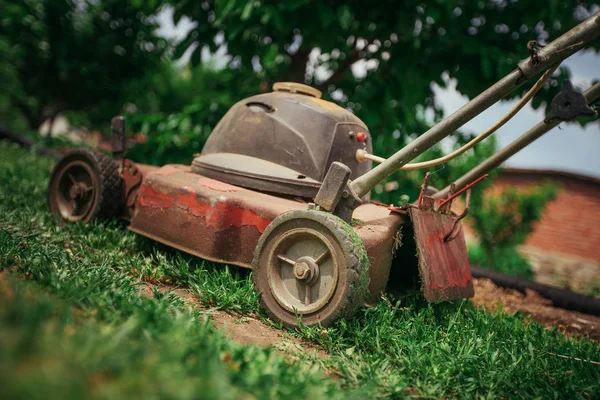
138,283,328,359
6,267,596,353
140,278,600,350
472,278,600,342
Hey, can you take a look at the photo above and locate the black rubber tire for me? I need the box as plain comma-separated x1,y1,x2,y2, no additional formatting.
252,210,370,328
48,149,122,222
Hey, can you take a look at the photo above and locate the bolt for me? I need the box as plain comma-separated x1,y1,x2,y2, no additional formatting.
294,263,311,280
69,183,85,199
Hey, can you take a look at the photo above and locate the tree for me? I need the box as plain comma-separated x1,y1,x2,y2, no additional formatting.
0,0,168,130
160,1,596,199
164,0,598,200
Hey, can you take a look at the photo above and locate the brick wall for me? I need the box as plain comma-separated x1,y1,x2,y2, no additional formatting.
469,168,600,292
492,169,600,263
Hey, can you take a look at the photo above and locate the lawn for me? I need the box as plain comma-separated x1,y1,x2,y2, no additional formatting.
1,141,599,399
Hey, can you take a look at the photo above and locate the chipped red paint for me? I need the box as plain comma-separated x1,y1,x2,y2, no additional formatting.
212,201,272,233
174,187,211,217
138,184,172,209
137,183,272,233
130,166,305,268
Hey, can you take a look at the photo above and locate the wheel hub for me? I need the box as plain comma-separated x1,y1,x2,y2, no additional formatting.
293,256,320,285
253,209,370,328
267,228,338,315
69,182,88,200
50,159,98,222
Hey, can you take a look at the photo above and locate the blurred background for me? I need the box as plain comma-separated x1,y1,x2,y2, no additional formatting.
1,0,599,292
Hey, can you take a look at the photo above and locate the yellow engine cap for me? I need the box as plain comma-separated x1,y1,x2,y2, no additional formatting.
273,82,322,99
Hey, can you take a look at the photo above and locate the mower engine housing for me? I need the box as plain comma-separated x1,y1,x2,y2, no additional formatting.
192,82,373,198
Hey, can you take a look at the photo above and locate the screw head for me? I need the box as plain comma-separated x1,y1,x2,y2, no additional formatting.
293,262,310,280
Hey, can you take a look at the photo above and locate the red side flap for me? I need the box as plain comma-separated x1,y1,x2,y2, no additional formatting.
408,208,474,302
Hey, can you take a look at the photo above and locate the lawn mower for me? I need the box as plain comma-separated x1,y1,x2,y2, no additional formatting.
48,12,600,327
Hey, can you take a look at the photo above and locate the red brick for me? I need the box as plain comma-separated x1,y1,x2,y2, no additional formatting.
474,169,600,262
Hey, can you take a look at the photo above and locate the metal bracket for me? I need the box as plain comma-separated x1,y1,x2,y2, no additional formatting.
527,40,546,67
111,116,126,170
332,184,362,223
315,162,352,212
545,80,598,123
122,159,143,219
315,162,362,222
444,190,471,243
416,173,436,210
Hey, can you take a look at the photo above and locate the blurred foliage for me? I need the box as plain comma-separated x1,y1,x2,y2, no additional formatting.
154,0,597,202
468,181,558,276
126,103,212,165
0,36,23,129
0,0,168,130
125,64,263,165
469,245,535,279
165,0,598,195
471,182,558,250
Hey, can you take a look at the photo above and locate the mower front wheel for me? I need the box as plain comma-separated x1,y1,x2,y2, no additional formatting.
252,210,369,328
48,149,122,223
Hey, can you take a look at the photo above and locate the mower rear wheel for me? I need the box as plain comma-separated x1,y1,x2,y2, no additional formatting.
252,210,369,328
48,149,122,223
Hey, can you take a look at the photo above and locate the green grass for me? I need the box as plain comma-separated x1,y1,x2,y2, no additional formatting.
1,141,599,399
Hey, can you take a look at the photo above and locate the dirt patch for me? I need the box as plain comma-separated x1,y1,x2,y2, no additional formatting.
142,278,600,349
472,278,600,342
138,283,328,359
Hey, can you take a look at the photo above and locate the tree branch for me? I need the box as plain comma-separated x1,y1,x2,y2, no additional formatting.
11,97,42,130
316,38,383,90
286,48,311,83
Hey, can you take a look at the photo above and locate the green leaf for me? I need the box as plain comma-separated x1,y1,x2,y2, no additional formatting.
317,3,335,28
241,0,254,21
337,5,353,31
214,0,237,25
480,54,492,79
262,45,279,67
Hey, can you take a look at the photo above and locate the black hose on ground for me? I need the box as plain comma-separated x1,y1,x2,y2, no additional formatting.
0,124,59,158
471,266,600,317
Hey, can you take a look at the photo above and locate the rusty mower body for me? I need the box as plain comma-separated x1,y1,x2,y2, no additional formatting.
48,12,600,328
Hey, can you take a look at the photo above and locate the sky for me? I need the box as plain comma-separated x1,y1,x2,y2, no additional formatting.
432,50,600,178
157,8,600,178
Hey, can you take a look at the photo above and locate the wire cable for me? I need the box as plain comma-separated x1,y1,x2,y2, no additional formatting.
399,65,558,170
357,65,559,169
